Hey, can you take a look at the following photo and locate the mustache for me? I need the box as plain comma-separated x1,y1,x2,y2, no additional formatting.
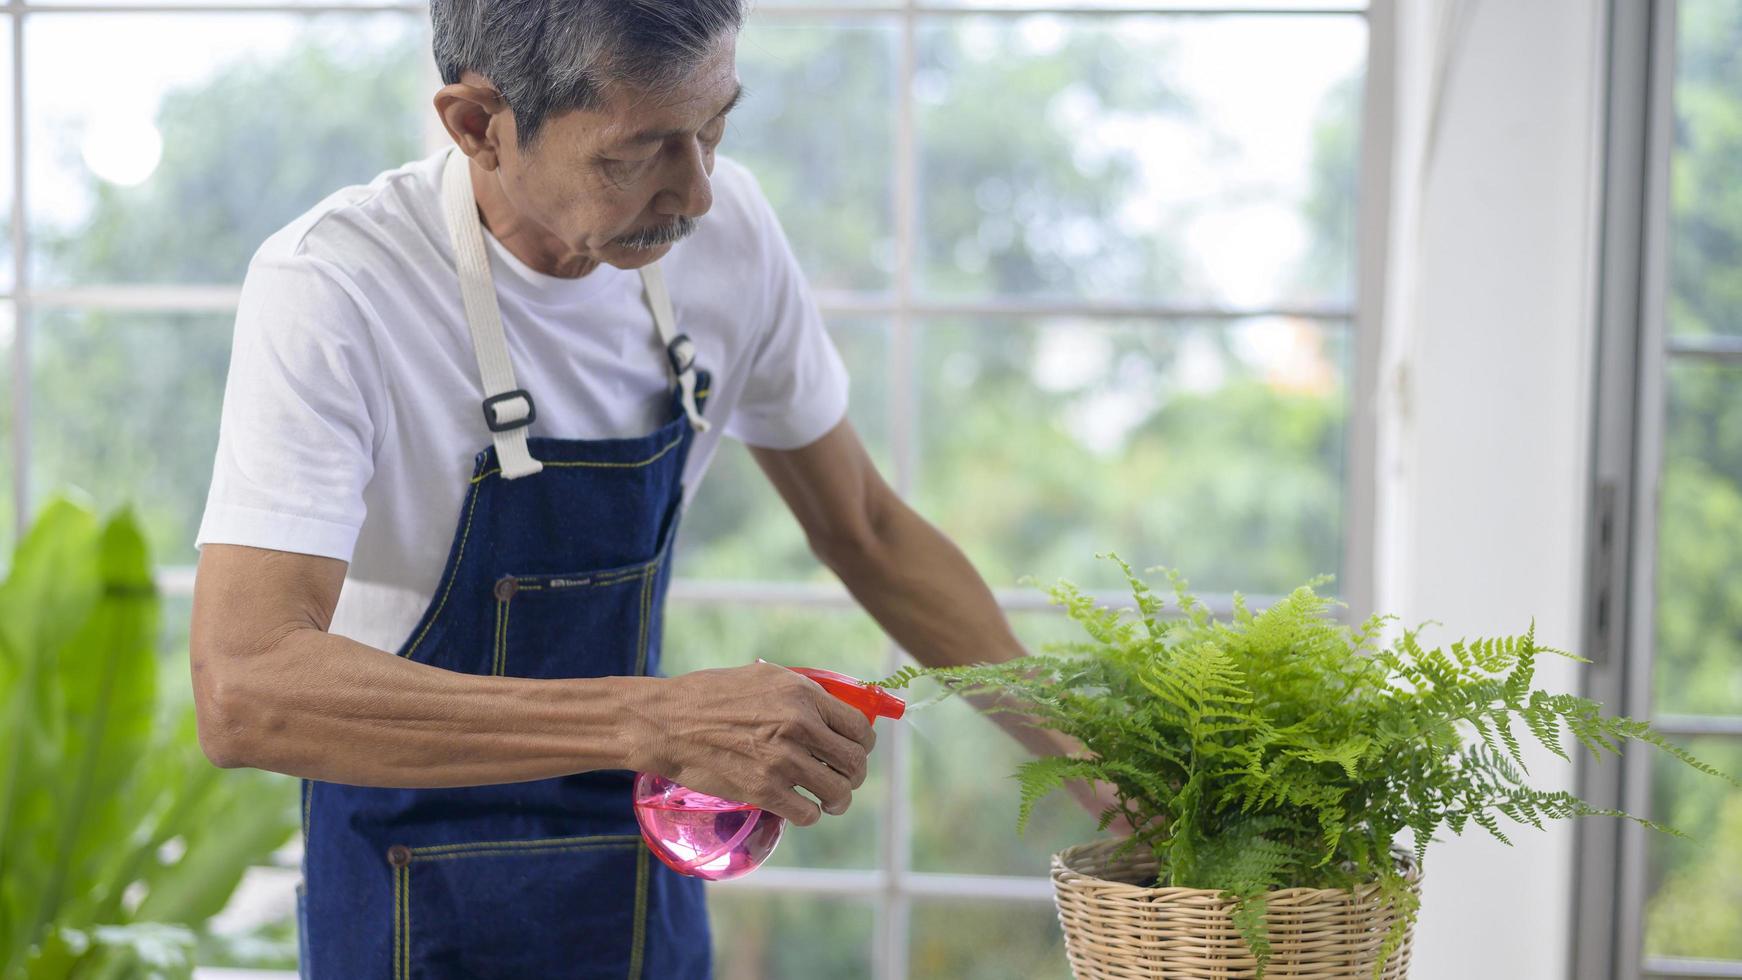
613,216,699,251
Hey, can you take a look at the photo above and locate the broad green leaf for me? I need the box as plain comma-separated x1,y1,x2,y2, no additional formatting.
40,513,160,934
0,500,296,980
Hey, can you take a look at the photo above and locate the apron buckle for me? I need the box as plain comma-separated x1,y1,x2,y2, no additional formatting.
666,335,697,377
482,389,537,433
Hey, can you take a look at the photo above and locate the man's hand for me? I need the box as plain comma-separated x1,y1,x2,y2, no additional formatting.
626,661,877,827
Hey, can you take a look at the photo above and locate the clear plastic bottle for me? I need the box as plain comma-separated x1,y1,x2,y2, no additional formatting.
632,664,906,881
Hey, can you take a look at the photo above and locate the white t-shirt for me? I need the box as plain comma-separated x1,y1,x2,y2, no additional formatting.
195,148,849,653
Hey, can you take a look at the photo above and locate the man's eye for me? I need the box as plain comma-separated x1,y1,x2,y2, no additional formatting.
604,156,654,178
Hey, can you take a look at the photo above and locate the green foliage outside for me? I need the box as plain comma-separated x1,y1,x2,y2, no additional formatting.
0,499,298,979
1642,0,1742,961
878,559,1739,975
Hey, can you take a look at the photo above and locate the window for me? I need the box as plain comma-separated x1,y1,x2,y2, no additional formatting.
1578,2,1742,978
0,1,1376,975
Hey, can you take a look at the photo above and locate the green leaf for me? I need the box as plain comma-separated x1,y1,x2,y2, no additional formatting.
0,500,297,980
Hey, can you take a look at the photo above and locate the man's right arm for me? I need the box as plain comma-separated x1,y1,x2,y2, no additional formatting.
191,542,653,789
189,542,873,825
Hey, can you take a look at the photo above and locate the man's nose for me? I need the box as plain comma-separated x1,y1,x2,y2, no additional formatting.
657,140,713,219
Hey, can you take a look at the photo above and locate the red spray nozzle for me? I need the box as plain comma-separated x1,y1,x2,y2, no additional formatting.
780,664,906,724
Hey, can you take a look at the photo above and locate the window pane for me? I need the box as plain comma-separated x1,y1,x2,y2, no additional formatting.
1653,360,1742,717
661,604,891,870
27,14,426,286
914,15,1365,308
736,17,898,294
931,1,1361,8
909,899,1069,980
0,300,12,563
30,309,231,568
675,319,888,582
1670,0,1742,338
35,0,399,7
909,613,1102,876
1643,737,1742,962
1,17,13,294
198,865,300,971
708,890,874,979
915,318,1349,596
159,594,194,662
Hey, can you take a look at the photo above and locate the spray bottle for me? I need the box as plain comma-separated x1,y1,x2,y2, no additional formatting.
632,664,906,881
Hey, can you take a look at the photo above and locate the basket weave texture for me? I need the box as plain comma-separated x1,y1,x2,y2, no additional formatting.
1050,838,1421,979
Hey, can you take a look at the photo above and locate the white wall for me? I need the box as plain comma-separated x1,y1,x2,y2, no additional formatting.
1373,2,1608,979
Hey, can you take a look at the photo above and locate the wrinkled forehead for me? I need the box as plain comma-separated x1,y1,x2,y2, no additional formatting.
549,37,742,154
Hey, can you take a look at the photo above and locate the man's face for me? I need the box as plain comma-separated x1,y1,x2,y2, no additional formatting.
482,34,741,271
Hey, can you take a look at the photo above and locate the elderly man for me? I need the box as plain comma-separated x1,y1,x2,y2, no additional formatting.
190,1,1104,976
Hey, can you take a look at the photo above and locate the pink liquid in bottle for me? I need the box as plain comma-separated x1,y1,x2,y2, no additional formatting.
633,665,905,881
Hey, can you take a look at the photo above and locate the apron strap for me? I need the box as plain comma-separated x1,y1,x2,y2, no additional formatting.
440,147,709,476
637,262,710,433
441,147,543,479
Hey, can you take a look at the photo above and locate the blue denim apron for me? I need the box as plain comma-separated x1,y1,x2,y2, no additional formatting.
297,147,713,979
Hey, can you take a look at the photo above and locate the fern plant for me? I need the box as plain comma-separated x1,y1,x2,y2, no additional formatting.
876,556,1737,976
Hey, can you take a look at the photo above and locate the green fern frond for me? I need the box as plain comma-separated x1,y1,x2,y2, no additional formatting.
1013,755,1101,835
877,563,1737,972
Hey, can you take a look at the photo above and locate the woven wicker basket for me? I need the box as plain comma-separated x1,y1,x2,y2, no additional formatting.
1050,839,1421,979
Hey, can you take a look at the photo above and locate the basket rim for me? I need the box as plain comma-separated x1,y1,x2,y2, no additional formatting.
1050,837,1421,903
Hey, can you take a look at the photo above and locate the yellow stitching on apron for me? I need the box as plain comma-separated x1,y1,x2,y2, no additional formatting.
491,598,505,676
408,833,642,857
635,565,654,676
408,842,639,863
628,847,650,980
393,863,407,980
469,432,685,484
402,481,483,659
498,598,512,676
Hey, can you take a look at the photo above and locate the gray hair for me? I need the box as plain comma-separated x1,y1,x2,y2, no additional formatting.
431,0,747,152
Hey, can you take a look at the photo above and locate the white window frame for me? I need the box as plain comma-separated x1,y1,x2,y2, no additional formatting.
2,3,1387,977
1575,2,1742,978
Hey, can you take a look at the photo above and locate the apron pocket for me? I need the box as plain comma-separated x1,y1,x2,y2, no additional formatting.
393,834,650,980
491,560,661,680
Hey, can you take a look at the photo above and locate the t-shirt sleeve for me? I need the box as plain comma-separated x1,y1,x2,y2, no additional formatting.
720,168,850,451
195,251,383,562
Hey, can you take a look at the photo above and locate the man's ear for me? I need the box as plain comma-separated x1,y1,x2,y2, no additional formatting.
434,78,510,171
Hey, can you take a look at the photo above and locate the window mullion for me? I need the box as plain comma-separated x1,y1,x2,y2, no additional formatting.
10,8,29,544
876,2,919,979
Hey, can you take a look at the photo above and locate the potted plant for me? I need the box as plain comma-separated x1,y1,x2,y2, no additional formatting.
878,556,1735,979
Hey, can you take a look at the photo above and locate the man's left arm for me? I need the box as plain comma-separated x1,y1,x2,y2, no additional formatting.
750,417,1125,827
